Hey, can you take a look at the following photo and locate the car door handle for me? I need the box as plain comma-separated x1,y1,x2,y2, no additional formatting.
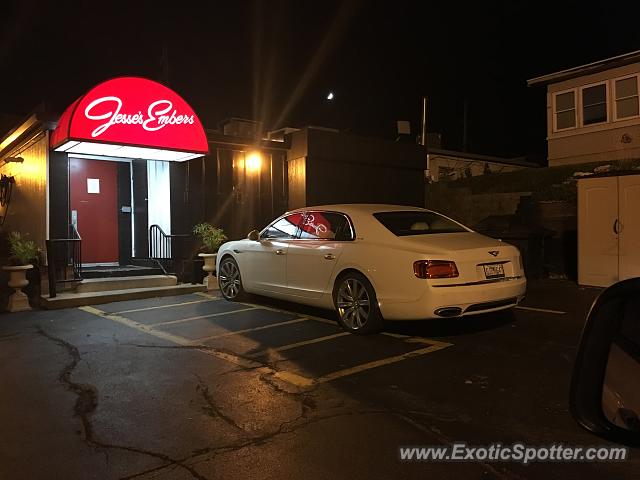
324,254,336,260
275,249,285,255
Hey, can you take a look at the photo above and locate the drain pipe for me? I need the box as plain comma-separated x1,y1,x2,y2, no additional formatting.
421,96,430,187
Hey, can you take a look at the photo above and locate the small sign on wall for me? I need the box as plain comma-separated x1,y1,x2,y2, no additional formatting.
87,178,100,194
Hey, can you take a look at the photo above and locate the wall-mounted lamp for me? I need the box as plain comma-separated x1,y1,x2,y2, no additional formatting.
1,156,24,167
245,151,263,174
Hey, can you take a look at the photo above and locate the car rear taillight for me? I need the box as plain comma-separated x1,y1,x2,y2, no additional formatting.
413,260,459,279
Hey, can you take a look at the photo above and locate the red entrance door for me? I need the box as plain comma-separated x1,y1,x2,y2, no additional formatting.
70,158,119,263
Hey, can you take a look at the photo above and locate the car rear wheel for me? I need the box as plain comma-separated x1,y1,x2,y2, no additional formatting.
218,257,246,301
334,272,383,334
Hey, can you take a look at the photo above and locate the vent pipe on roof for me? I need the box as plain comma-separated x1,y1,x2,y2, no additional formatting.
463,100,468,153
420,96,428,146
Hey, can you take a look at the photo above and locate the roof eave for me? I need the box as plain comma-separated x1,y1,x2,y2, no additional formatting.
527,49,640,87
0,114,50,157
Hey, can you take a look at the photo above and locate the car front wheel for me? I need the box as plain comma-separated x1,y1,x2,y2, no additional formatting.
218,257,246,301
334,272,383,334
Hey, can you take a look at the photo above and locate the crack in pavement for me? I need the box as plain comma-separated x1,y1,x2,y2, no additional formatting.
122,375,333,479
171,409,397,475
34,330,516,480
177,404,524,480
36,327,98,440
123,408,393,479
36,326,210,480
258,371,305,397
193,374,248,434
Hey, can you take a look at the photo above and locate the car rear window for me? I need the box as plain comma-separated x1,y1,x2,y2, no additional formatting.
373,211,467,236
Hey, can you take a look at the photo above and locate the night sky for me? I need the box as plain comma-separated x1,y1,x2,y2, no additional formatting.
2,1,640,160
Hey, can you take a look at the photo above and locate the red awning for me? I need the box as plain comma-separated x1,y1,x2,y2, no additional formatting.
50,77,208,160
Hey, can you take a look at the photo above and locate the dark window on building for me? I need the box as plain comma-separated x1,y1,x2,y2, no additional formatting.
615,76,639,120
554,91,576,129
582,84,607,125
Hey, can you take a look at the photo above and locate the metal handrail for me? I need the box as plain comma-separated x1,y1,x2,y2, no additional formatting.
71,223,81,241
149,224,191,258
46,224,82,298
148,224,193,281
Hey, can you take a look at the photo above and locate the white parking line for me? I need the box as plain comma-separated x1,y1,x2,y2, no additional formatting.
248,332,350,358
79,305,315,388
115,298,214,314
515,306,566,315
81,300,454,388
80,306,194,346
190,316,309,343
316,342,451,383
234,300,339,326
195,292,221,300
151,307,258,326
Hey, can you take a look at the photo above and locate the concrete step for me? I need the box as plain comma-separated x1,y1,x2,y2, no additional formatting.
75,275,177,293
81,265,164,279
41,283,207,310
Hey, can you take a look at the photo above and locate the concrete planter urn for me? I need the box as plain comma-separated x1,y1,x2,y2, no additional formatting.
198,253,218,290
193,223,227,291
3,264,33,312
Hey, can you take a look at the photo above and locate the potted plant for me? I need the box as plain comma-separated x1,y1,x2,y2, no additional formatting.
3,232,40,312
192,223,227,290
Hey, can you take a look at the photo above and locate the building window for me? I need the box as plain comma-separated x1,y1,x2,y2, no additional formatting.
614,76,639,120
554,90,576,130
581,83,608,125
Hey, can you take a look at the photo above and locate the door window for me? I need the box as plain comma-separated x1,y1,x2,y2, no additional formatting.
261,213,303,239
299,212,354,240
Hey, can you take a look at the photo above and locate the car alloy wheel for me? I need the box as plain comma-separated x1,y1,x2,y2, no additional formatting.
218,258,244,300
335,273,383,334
337,278,371,329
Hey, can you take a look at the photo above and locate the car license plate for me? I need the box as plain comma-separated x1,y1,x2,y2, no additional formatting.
483,263,505,279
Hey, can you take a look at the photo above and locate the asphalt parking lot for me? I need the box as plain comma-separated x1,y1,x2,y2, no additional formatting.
1,280,639,479
81,292,453,388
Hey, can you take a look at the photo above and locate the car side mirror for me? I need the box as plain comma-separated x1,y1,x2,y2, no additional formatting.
247,230,260,241
570,277,640,446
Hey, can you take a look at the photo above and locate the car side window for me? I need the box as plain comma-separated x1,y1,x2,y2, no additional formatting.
298,212,353,241
261,213,303,239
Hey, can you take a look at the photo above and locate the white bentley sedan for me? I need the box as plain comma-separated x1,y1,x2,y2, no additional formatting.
217,204,526,334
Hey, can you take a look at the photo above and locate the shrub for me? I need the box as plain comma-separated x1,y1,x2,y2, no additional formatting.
7,232,40,266
192,223,227,254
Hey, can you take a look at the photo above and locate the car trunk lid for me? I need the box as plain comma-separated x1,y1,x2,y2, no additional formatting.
398,232,522,284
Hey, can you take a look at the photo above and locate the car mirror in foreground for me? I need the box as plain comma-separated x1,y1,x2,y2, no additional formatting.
247,230,260,241
570,277,640,446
